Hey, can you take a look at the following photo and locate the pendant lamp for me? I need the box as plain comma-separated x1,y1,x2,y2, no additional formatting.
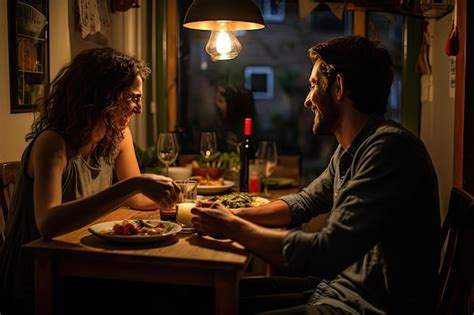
183,0,265,61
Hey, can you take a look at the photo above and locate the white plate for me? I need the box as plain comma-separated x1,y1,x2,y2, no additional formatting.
197,180,235,195
88,220,181,243
251,196,271,207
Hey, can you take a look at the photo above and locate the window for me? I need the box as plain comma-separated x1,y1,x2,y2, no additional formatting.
177,2,404,185
244,66,274,100
367,12,403,122
256,0,286,22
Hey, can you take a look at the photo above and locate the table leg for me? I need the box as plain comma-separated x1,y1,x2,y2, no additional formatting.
35,254,53,315
215,271,239,315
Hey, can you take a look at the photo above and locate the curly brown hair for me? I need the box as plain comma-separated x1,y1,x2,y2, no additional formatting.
27,47,150,163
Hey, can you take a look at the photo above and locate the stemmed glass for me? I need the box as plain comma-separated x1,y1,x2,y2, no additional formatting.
257,141,277,197
200,132,217,167
156,133,179,176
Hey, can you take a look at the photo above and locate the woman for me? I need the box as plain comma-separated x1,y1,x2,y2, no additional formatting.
0,48,179,314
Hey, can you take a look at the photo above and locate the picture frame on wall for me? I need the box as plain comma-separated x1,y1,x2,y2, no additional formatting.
7,0,50,113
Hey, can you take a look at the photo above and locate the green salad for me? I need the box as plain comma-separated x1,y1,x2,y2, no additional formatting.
205,192,255,208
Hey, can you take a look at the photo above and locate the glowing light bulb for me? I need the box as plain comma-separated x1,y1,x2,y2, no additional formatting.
216,31,232,54
205,30,242,61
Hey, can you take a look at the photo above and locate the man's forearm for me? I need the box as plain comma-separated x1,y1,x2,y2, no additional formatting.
234,200,292,227
228,216,289,269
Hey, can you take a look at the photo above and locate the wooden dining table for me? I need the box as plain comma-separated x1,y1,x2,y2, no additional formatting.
24,208,251,315
24,187,299,315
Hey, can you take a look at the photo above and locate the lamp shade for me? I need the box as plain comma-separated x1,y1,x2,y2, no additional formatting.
183,0,265,31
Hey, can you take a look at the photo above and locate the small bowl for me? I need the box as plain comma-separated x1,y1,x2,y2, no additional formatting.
167,167,192,180
192,167,222,179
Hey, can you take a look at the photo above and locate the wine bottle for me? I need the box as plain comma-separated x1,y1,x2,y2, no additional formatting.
239,118,256,192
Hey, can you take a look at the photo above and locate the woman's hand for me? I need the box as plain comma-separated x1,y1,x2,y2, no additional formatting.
138,174,180,208
191,202,240,239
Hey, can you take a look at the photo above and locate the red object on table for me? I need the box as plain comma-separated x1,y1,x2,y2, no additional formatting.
249,171,261,194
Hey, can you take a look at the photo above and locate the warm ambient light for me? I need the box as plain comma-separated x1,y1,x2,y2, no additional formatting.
183,0,265,61
205,29,242,61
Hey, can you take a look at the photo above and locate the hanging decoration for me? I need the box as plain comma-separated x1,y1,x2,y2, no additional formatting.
445,0,458,56
297,0,347,20
76,0,111,43
111,0,140,12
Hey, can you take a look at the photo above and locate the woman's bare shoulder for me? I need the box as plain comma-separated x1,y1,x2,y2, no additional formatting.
32,130,68,161
118,126,134,150
28,130,68,177
35,130,66,149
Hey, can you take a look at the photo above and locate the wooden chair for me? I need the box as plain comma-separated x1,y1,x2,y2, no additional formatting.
437,187,474,315
0,161,20,223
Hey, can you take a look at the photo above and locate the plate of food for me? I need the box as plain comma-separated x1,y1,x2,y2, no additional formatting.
200,192,270,208
190,176,235,194
88,219,181,243
264,177,297,188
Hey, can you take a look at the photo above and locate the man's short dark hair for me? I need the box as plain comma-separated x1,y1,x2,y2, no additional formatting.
308,36,394,115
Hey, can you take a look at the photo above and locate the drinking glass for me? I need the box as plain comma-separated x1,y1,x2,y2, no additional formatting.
200,132,217,167
256,141,277,197
175,180,198,232
156,133,179,176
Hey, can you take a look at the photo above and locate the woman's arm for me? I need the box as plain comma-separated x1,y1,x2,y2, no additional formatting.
31,131,179,239
114,127,163,210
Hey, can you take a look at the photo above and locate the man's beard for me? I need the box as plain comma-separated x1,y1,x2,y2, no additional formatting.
312,89,339,135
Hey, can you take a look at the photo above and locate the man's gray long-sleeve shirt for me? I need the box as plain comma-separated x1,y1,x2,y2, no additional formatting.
280,115,440,314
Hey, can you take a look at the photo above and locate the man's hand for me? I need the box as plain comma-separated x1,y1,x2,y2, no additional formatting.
192,201,289,269
191,202,240,239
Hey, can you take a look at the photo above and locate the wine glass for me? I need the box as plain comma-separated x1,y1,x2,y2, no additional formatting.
257,141,277,197
200,132,217,167
156,133,179,176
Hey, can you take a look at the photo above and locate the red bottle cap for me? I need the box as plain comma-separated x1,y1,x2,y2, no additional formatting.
244,118,252,135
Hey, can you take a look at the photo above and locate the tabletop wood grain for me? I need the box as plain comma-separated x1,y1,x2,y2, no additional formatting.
25,207,249,269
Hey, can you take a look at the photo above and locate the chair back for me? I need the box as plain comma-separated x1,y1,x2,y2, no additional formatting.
0,161,20,223
437,188,474,315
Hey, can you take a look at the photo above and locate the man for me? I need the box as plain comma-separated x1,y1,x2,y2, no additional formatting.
192,36,440,314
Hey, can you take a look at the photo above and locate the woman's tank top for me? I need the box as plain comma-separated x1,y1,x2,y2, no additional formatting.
0,130,113,311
